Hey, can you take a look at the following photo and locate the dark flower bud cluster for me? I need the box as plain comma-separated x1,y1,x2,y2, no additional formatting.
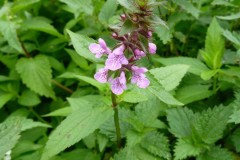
89,1,157,95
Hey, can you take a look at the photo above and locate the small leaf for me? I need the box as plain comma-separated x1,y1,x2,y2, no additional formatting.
41,99,113,160
67,30,103,63
16,55,55,98
18,90,41,107
201,70,218,80
150,64,190,91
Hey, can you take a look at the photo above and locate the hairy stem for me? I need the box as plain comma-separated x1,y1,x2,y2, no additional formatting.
111,92,122,149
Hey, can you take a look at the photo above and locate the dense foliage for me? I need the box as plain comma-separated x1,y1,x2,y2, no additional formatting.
0,0,240,160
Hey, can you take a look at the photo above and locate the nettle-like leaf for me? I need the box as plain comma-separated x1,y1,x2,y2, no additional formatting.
150,64,189,91
16,55,55,98
228,90,240,124
140,131,171,160
67,30,103,63
0,20,23,53
231,128,240,153
41,98,113,160
98,0,118,25
171,0,200,18
0,117,22,159
174,139,203,160
197,145,234,160
167,107,194,138
201,18,225,69
155,57,209,76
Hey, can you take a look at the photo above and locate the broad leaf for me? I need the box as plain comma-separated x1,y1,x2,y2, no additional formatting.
41,98,113,160
67,30,103,63
18,90,41,107
154,25,172,44
171,0,200,18
197,146,234,160
150,64,189,91
16,55,55,98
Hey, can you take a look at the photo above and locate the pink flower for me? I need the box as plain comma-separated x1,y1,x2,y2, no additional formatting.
94,68,108,83
105,45,128,71
89,38,111,58
110,72,127,95
131,66,150,88
134,48,146,60
148,43,157,54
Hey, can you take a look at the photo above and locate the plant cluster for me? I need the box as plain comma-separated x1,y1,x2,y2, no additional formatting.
0,0,240,160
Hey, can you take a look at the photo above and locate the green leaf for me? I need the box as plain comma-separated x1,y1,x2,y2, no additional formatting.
148,86,183,106
22,17,63,37
0,93,14,109
167,107,194,138
200,70,218,80
20,118,51,131
11,0,40,13
231,128,240,153
117,0,139,12
174,139,202,160
0,117,22,159
171,0,200,18
155,57,209,76
121,90,148,103
201,18,225,69
194,106,231,144
154,25,172,44
222,30,240,48
18,90,41,107
60,0,93,17
119,19,138,36
228,90,240,124
43,107,72,117
176,84,214,104
41,99,113,160
140,131,171,160
67,30,103,63
65,49,89,70
217,12,240,20
150,64,190,91
59,72,106,91
0,20,23,53
98,0,118,25
16,55,55,98
197,146,234,160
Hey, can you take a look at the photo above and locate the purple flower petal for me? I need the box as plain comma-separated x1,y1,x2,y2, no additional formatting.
134,48,146,59
105,53,128,71
89,38,111,58
148,43,157,54
132,66,148,74
131,73,150,88
110,72,127,95
94,68,108,83
112,45,125,55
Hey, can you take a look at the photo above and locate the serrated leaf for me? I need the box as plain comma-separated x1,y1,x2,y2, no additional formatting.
126,130,144,147
41,100,113,160
231,128,240,152
16,55,55,98
140,131,171,160
174,139,202,160
194,106,231,144
176,84,214,104
154,25,172,44
121,90,148,103
150,64,189,91
171,0,200,18
201,18,225,69
22,17,63,37
155,57,209,76
0,117,21,159
98,0,118,25
67,30,103,63
0,20,23,53
97,133,109,152
167,107,194,138
148,86,183,106
197,146,234,160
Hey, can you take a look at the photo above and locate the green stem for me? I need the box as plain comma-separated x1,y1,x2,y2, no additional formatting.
51,79,73,94
111,92,122,149
30,108,49,124
213,74,218,93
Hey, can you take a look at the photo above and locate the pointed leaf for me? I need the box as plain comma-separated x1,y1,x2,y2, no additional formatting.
171,0,200,18
98,0,118,25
